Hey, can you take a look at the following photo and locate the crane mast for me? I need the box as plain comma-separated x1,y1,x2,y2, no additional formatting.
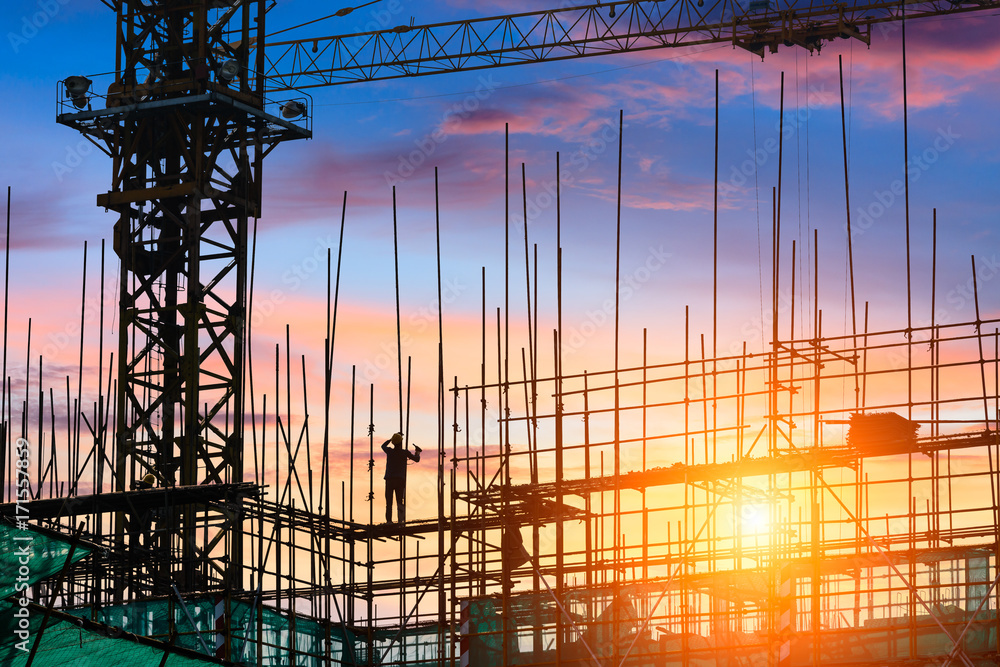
57,0,310,604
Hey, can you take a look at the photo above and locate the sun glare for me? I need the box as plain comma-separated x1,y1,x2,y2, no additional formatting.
738,503,770,534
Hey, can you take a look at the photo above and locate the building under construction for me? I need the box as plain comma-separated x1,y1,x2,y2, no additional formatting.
2,1,1000,666
3,248,998,667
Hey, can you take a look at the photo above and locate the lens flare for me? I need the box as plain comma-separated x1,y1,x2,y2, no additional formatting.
739,503,769,533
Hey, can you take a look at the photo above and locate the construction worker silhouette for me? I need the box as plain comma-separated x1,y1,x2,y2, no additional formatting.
382,432,421,524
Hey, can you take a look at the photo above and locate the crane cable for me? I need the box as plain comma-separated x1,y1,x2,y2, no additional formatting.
266,0,386,39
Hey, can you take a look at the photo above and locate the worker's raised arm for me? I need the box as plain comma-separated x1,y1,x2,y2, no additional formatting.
383,432,403,454
408,445,421,463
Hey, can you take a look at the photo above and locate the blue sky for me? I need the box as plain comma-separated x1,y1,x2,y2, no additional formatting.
1,2,998,497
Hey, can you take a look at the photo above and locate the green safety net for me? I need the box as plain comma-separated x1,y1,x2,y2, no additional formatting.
464,591,1000,667
0,601,220,667
0,520,91,601
465,598,518,664
0,518,446,665
66,597,449,666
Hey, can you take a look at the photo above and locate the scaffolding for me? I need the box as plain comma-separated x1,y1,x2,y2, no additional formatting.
3,67,1000,667
3,284,998,665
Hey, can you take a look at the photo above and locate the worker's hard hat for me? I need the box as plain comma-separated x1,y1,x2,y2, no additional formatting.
391,432,403,446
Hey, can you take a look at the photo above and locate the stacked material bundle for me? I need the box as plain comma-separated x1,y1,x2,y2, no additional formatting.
847,412,920,454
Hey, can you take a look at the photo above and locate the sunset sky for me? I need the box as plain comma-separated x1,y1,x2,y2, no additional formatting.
1,1,998,520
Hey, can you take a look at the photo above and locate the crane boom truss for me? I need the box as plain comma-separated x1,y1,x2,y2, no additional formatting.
262,0,998,92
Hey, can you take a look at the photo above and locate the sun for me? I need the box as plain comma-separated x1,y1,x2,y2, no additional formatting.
738,503,770,534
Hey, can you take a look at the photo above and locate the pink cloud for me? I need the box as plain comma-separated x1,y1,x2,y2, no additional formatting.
3,192,98,250
441,82,616,140
581,14,1000,120
262,138,509,229
731,16,1000,119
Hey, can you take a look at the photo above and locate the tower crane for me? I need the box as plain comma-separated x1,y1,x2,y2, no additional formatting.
55,0,998,605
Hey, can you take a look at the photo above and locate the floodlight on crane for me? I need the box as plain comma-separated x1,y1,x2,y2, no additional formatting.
280,100,307,119
218,59,240,83
64,76,92,109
